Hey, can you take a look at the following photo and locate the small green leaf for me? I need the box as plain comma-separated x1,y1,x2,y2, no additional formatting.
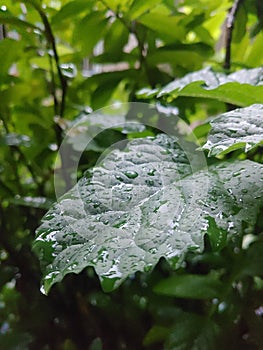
206,216,227,251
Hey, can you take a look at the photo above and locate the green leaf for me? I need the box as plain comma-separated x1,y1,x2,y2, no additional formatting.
73,12,108,56
51,0,90,26
104,19,129,57
0,9,40,31
203,104,263,156
0,39,23,78
66,112,147,152
138,11,185,41
143,325,170,346
137,67,263,106
241,240,263,277
154,273,222,299
128,0,162,20
164,312,219,350
33,134,263,294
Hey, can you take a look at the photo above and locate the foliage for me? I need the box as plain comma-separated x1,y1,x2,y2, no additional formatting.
0,0,263,349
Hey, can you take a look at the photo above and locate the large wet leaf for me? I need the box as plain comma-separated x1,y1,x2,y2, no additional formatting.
33,135,263,294
137,67,263,106
203,104,263,156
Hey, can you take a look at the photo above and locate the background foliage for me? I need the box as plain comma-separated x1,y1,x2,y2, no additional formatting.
0,0,263,349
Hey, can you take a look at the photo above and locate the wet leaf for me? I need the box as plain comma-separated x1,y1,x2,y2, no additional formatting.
137,67,263,106
33,135,263,294
203,104,263,156
11,196,54,209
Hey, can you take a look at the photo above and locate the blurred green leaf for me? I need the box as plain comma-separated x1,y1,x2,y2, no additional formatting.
154,273,222,299
164,312,219,350
138,11,185,41
128,0,162,20
0,39,23,78
73,12,108,56
143,325,170,346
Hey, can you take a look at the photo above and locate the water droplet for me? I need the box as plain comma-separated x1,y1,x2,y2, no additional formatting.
115,175,124,182
233,171,241,177
124,171,138,179
227,188,233,195
145,179,154,186
147,169,156,176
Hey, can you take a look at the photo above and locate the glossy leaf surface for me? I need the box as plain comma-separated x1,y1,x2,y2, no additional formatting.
34,135,263,293
203,104,263,156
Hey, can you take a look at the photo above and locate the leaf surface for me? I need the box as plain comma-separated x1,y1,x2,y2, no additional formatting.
203,104,263,156
137,67,263,106
34,135,263,293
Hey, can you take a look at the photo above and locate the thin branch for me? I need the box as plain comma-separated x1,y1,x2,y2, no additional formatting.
224,0,243,70
0,24,7,39
48,51,59,116
26,1,73,190
27,0,67,120
99,0,151,88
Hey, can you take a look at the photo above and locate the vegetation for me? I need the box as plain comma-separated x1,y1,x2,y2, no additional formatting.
0,0,263,349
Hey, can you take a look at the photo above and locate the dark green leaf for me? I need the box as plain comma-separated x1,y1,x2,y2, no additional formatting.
165,312,219,350
154,273,222,299
143,325,170,346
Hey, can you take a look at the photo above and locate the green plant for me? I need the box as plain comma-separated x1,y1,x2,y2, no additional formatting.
0,1,263,349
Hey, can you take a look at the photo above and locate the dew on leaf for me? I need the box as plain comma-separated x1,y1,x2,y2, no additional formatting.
124,171,138,179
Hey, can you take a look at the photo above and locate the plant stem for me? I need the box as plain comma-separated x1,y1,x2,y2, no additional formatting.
27,1,67,119
224,0,243,70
